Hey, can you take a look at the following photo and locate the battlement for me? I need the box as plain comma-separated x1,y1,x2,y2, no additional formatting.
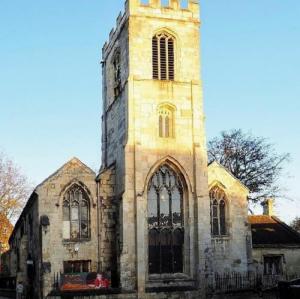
102,0,200,58
126,0,199,16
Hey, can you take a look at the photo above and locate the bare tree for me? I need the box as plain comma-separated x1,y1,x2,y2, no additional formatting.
290,217,300,233
208,129,290,203
0,153,31,222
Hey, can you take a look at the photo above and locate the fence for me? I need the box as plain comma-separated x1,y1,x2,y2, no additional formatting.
0,276,16,290
51,271,300,296
206,272,300,294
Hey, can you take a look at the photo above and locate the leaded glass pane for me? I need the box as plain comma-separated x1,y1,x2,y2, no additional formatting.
81,201,88,221
159,115,163,137
210,187,227,237
165,116,170,138
149,229,160,274
160,187,170,226
161,229,172,273
220,200,226,235
147,164,184,274
71,221,79,239
81,221,89,238
63,185,90,240
71,203,79,221
173,229,184,273
212,200,218,217
172,187,182,226
63,202,70,221
212,218,219,236
148,186,158,227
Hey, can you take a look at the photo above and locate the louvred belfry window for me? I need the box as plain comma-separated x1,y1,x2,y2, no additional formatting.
148,165,184,274
209,187,228,237
63,185,90,240
152,33,175,80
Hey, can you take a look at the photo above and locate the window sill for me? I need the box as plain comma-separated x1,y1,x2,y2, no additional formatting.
211,235,230,240
62,238,91,244
158,136,176,140
148,273,190,281
147,274,196,293
153,79,175,82
145,285,197,293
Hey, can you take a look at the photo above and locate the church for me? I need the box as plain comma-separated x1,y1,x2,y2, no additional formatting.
6,1,252,298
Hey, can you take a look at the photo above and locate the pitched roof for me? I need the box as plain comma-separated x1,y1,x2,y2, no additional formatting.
9,157,95,243
36,157,95,189
208,161,249,193
249,215,300,247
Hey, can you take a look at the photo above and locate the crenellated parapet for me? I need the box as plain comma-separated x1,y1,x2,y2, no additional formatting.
102,0,200,58
127,0,199,12
102,8,128,58
126,0,199,17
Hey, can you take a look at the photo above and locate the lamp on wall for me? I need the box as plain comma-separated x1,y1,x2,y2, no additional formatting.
74,244,80,253
40,215,50,234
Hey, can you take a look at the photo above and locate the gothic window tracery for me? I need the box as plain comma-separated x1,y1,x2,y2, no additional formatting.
210,186,228,237
63,185,90,240
148,165,184,274
159,107,174,138
152,32,175,80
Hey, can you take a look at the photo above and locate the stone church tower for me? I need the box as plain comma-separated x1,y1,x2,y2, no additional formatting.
100,0,211,295
5,1,251,298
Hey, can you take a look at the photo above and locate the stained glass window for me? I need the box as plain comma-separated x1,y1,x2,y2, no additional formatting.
147,165,184,274
63,185,90,240
210,187,227,237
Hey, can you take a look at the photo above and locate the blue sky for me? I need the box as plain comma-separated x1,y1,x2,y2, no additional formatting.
0,0,299,223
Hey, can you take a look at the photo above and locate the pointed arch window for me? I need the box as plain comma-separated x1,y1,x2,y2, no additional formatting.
148,165,184,274
209,187,228,237
158,107,174,138
113,51,121,99
152,32,175,80
63,185,90,240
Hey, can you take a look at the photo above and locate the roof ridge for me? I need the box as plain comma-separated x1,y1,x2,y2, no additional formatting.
271,216,300,240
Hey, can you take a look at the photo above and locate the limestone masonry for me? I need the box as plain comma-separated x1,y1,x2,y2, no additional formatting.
5,1,285,298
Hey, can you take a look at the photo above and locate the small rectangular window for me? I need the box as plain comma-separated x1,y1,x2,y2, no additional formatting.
264,256,283,275
63,260,91,274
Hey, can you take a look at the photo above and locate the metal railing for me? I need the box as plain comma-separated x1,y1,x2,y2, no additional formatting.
205,272,300,294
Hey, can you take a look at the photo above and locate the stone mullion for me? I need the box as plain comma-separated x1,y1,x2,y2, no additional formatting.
158,37,161,80
79,192,82,239
166,37,169,80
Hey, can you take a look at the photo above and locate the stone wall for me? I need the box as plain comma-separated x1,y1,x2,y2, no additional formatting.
252,247,300,275
102,0,211,293
8,192,41,298
101,7,129,196
36,158,98,298
207,162,251,273
97,165,119,286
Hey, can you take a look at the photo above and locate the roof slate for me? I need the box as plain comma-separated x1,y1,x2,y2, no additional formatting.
249,215,300,247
